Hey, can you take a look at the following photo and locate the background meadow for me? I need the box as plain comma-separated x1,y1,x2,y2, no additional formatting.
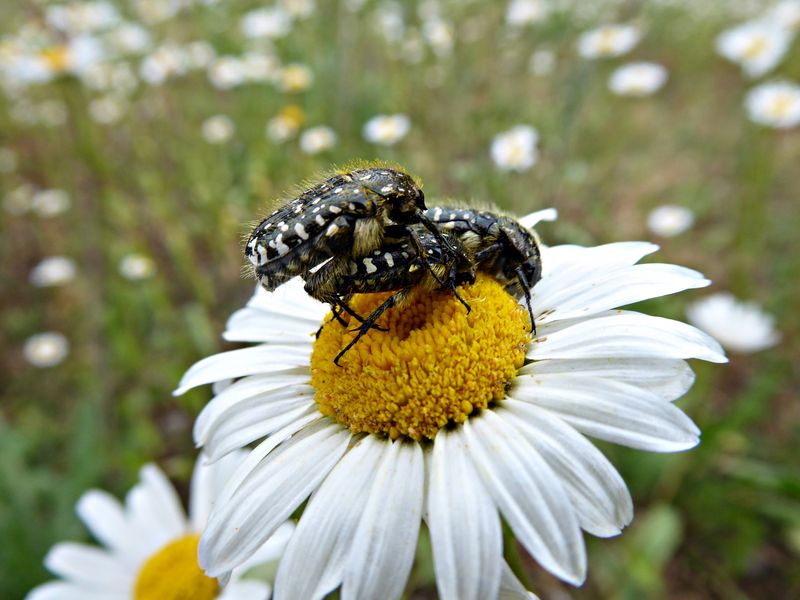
1,0,799,598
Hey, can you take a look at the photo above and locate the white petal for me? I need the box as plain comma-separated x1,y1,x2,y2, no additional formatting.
511,375,700,452
275,436,384,600
43,543,131,590
518,208,557,229
26,581,126,600
194,374,310,443
224,306,320,344
236,520,296,573
502,400,633,537
243,278,328,321
200,419,351,576
499,562,540,600
342,441,424,600
173,345,311,396
464,411,586,585
217,580,271,600
528,312,727,363
189,449,249,532
533,263,709,324
428,428,502,600
75,491,131,556
518,358,695,402
541,242,659,277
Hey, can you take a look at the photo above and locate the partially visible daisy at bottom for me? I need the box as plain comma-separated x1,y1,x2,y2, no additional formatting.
176,209,727,600
27,452,294,600
608,62,668,97
745,80,800,129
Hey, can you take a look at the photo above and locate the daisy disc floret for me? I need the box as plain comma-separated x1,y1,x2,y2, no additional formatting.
176,209,727,600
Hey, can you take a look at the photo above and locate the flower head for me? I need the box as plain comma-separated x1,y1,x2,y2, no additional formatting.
119,253,157,280
577,24,640,59
609,62,668,97
647,205,695,237
716,20,792,78
23,332,70,367
745,80,800,128
27,453,294,600
491,125,539,171
362,113,411,145
299,126,337,154
176,210,725,598
30,256,77,287
687,292,780,353
202,115,236,144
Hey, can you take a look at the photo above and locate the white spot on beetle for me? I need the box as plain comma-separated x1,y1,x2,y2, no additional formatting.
315,214,325,226
363,258,377,273
295,223,309,240
329,205,342,214
384,252,395,267
275,234,290,256
433,207,442,221
380,185,393,193
280,223,289,232
449,213,457,219
334,187,344,194
326,223,339,237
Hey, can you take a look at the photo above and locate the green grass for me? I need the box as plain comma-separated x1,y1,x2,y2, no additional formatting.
1,1,799,598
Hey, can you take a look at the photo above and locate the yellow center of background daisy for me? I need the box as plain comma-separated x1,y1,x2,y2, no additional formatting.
134,534,219,600
311,274,530,440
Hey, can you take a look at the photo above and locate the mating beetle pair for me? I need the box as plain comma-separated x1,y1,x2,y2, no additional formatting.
245,166,543,364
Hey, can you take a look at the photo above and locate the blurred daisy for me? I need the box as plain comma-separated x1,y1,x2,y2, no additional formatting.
491,125,539,172
202,115,236,144
422,18,455,57
745,80,800,128
176,210,725,598
280,0,316,19
647,205,695,237
299,126,337,154
208,56,247,90
103,22,152,55
241,52,281,83
23,332,69,368
89,95,126,124
30,256,77,287
529,48,556,76
687,293,780,353
267,105,305,142
140,43,190,86
506,0,549,27
578,24,641,59
716,20,792,78
119,253,156,280
45,1,120,34
26,453,294,600
32,189,71,217
609,62,668,97
362,113,411,145
278,63,314,93
0,147,17,173
241,7,293,39
186,41,217,70
3,184,34,215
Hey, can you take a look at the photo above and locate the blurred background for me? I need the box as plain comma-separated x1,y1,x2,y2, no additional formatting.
1,0,798,598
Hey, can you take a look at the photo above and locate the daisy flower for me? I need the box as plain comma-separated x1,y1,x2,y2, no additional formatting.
577,24,641,59
646,205,695,237
27,453,294,600
299,126,337,154
745,80,800,129
687,292,780,353
608,62,668,97
491,125,539,171
175,209,726,599
506,0,549,27
716,20,793,79
23,332,69,368
362,114,411,145
29,256,77,287
202,115,236,144
119,253,157,280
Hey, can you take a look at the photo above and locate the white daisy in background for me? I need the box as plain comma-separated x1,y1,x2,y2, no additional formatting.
3,184,35,215
0,147,17,173
277,63,314,93
103,22,152,56
491,125,539,172
422,18,455,57
529,48,556,76
715,20,793,79
23,332,70,368
745,80,800,128
30,256,77,287
26,453,294,600
766,0,800,31
506,0,549,27
45,1,120,34
140,43,190,86
208,56,247,90
202,115,236,145
241,52,281,84
687,293,780,353
175,209,726,599
362,113,411,145
119,253,156,280
280,0,316,20
241,7,293,40
186,41,218,71
646,205,695,238
88,95,127,124
31,188,71,217
266,106,305,143
609,62,668,97
577,24,641,59
299,126,337,154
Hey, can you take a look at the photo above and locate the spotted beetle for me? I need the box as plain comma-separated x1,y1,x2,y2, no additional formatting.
426,206,543,333
326,226,474,364
245,167,471,320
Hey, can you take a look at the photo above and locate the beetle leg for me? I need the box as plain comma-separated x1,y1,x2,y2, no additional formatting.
514,266,536,334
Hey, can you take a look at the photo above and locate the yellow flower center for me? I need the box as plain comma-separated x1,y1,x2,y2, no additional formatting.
743,36,768,60
311,274,530,441
39,46,71,72
768,93,794,118
134,534,219,600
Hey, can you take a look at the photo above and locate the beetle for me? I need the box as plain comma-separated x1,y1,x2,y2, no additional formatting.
245,166,471,321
